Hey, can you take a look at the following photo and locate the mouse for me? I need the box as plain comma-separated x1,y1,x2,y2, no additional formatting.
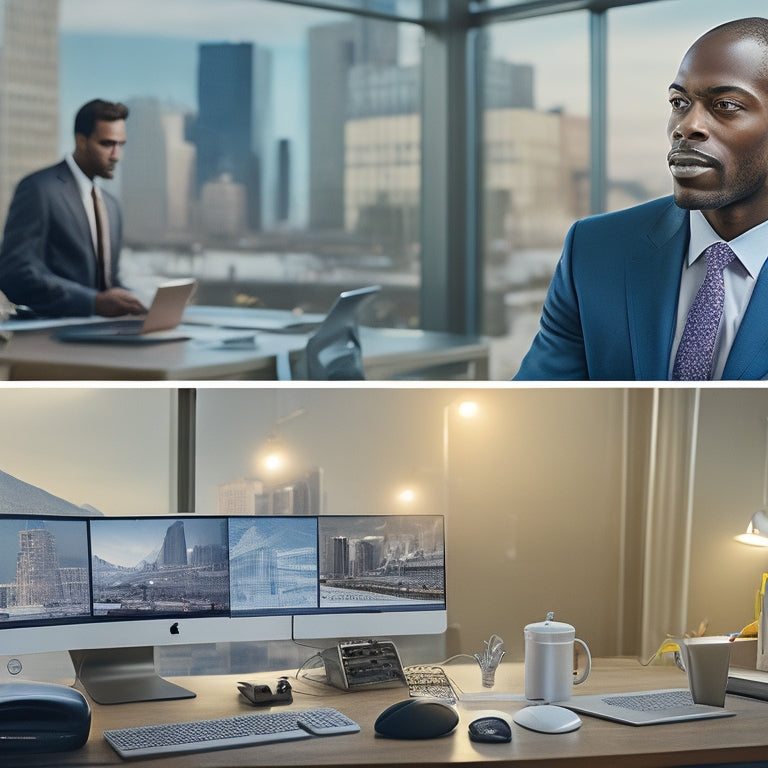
468,712,512,743
512,705,582,734
374,698,459,740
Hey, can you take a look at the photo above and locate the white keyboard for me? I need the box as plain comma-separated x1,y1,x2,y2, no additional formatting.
103,707,360,759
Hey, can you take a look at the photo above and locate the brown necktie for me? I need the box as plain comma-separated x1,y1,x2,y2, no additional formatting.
91,185,111,290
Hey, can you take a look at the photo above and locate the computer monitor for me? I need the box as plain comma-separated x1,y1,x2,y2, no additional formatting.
293,514,446,639
0,513,446,704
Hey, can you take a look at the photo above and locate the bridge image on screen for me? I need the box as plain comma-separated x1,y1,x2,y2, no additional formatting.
89,517,230,618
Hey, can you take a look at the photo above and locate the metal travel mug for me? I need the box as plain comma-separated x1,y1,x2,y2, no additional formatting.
524,612,591,703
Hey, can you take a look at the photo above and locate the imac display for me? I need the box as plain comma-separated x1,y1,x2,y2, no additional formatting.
0,513,447,703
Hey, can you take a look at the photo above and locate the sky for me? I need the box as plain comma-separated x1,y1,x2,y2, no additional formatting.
90,516,228,567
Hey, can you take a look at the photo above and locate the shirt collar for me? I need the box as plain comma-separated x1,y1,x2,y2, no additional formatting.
688,209,768,279
64,153,98,198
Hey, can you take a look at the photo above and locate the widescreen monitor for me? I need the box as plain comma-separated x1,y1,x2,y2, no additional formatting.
0,513,446,703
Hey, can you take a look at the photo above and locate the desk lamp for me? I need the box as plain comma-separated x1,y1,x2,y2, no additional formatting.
735,509,768,547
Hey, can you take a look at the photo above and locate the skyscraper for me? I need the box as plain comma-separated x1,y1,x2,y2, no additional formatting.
194,42,272,233
308,15,398,231
158,520,188,567
15,527,63,606
121,98,196,244
0,0,60,232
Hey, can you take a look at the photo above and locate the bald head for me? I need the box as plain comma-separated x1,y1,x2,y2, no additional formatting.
689,17,768,79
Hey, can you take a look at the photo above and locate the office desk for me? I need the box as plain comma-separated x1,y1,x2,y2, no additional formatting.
9,659,768,768
0,314,489,381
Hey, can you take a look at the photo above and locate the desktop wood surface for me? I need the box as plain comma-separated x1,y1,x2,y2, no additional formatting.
6,658,768,768
0,318,489,380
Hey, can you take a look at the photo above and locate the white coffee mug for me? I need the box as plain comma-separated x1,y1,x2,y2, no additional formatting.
524,613,591,703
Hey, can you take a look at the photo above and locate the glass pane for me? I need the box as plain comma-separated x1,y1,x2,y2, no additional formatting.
607,0,768,212
0,0,423,326
479,12,589,379
0,389,174,516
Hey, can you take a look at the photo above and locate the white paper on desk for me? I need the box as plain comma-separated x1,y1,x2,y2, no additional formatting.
182,306,324,331
0,316,103,332
181,325,257,348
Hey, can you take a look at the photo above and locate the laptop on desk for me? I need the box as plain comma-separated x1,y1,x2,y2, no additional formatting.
52,278,197,343
564,688,736,726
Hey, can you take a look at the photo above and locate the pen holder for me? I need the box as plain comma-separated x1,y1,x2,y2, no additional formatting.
474,633,505,688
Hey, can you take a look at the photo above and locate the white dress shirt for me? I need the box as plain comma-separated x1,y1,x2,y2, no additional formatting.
669,209,768,380
64,153,100,255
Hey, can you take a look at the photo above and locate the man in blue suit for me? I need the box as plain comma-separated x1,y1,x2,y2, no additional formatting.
0,99,146,317
516,17,768,381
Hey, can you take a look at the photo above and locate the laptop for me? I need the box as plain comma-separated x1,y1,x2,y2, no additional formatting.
53,278,197,343
564,688,736,726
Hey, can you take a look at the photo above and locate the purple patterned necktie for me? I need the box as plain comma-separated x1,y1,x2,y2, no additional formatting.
672,241,736,381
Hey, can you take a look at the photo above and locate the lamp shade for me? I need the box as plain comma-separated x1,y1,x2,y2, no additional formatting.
735,509,768,547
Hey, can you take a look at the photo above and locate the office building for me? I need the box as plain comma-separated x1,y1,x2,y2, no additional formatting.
121,98,196,244
218,478,265,516
194,42,272,233
15,528,63,606
159,520,188,567
326,536,350,579
276,138,291,224
308,16,398,231
0,0,59,232
199,173,248,238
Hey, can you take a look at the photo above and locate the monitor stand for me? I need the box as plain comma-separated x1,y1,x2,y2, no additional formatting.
69,647,196,704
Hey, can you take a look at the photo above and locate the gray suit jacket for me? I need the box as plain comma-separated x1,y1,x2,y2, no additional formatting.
0,160,122,316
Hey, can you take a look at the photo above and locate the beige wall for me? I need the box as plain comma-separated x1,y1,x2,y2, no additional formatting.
688,389,768,637
443,387,626,662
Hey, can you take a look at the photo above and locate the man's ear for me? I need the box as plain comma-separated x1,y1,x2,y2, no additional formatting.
73,131,88,158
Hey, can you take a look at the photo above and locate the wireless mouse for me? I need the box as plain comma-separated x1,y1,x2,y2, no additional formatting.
374,698,459,739
468,714,512,743
513,705,582,734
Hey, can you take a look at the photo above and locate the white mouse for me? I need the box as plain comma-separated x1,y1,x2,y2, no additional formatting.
513,705,582,734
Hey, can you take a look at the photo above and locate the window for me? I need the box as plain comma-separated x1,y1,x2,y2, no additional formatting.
0,388,174,517
478,12,589,379
0,1,425,326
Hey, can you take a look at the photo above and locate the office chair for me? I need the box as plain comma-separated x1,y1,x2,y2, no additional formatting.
276,285,381,380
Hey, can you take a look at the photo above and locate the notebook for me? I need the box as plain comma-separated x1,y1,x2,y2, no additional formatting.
53,278,197,343
564,688,736,726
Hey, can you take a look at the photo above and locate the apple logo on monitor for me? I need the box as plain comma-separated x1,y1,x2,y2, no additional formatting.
170,622,180,636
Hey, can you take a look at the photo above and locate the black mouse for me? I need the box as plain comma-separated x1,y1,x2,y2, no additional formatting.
468,716,512,743
374,698,459,739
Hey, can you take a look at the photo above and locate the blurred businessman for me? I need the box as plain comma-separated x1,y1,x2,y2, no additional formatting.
516,17,768,380
0,99,146,317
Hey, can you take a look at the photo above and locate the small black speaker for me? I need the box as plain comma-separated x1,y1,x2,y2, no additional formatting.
0,681,90,753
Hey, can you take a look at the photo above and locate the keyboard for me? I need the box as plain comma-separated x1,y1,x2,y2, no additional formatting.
602,689,694,711
103,706,360,759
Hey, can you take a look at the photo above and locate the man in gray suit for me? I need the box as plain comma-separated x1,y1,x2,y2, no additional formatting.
0,99,146,317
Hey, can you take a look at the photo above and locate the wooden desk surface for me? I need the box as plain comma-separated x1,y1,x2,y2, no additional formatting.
0,325,489,381
7,659,768,768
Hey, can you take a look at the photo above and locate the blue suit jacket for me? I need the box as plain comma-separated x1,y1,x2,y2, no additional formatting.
0,160,123,317
514,196,768,381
